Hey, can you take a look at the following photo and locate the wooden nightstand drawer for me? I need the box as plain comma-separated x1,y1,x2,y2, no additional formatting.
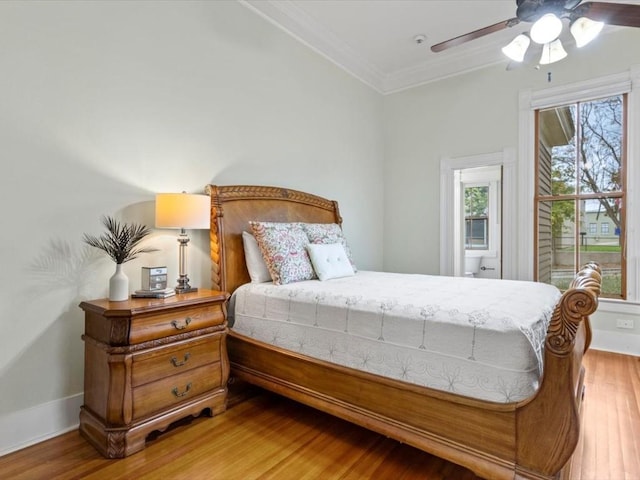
129,304,224,344
132,335,221,387
132,364,223,420
79,290,230,458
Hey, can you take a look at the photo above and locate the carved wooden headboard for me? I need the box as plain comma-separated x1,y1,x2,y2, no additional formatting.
205,185,342,294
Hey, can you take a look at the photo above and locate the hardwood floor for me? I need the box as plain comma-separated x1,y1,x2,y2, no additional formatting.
1,350,637,480
569,350,640,480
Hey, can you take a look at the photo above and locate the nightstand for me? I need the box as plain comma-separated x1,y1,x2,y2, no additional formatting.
78,290,229,458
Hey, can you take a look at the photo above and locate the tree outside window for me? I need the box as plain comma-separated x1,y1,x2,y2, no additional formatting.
536,94,626,298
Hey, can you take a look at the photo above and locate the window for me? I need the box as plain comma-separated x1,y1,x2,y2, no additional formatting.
601,223,610,234
464,185,489,250
465,217,488,249
535,94,626,298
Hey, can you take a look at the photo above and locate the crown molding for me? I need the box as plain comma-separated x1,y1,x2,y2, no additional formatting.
240,0,526,94
239,1,625,95
240,0,386,93
382,37,512,94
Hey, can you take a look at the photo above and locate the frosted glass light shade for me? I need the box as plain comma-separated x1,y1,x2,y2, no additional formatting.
540,39,568,65
570,16,604,47
502,34,531,62
155,193,210,229
530,13,563,44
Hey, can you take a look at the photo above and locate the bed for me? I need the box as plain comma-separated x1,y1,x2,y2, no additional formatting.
205,184,601,480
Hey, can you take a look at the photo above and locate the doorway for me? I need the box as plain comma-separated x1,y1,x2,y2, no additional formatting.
439,148,516,279
456,166,502,279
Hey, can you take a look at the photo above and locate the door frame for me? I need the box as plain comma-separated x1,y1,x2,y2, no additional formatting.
440,148,517,279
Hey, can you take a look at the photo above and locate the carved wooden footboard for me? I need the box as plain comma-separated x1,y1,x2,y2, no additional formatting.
515,262,600,479
206,184,602,480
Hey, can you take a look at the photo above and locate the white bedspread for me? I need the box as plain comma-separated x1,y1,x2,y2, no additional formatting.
229,271,561,403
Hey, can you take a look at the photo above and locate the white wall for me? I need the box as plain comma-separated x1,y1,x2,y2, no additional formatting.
0,0,384,454
383,28,640,274
2,0,638,457
383,28,640,352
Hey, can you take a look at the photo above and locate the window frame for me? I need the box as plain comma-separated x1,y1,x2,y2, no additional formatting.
533,94,627,299
518,67,640,305
465,216,489,250
464,182,491,251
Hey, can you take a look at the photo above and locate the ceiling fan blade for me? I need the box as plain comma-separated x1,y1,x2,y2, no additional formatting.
431,18,520,53
573,2,640,28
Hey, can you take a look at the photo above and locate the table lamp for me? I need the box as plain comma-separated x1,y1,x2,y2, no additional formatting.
155,192,210,293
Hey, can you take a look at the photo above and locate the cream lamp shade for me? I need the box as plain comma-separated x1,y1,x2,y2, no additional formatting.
155,193,210,230
155,192,210,293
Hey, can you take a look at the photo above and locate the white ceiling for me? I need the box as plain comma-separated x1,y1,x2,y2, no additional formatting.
240,0,634,94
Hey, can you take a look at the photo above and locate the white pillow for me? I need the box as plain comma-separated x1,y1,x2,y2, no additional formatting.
301,222,357,271
306,243,355,281
242,231,272,283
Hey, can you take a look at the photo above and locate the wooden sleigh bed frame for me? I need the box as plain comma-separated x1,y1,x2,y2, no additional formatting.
205,184,602,480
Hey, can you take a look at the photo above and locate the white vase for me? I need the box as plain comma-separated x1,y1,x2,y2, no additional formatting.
109,264,129,301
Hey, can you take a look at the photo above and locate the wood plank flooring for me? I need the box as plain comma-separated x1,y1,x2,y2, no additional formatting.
1,349,637,480
569,350,640,480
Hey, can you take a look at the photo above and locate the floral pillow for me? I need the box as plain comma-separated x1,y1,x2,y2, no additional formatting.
249,221,316,285
301,223,356,271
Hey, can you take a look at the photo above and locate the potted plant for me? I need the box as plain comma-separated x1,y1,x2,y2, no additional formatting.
83,215,158,301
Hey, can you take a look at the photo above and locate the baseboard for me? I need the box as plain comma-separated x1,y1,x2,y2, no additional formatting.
590,328,640,356
0,393,83,457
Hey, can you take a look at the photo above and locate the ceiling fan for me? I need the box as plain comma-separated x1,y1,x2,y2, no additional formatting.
431,1,640,65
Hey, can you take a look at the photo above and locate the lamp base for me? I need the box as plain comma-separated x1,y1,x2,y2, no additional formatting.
175,272,197,294
176,286,198,294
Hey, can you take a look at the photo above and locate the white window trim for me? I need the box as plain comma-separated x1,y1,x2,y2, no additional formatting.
518,65,640,304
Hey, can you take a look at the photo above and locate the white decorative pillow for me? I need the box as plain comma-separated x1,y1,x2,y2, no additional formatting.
250,221,316,285
306,243,355,281
242,231,272,283
301,223,357,271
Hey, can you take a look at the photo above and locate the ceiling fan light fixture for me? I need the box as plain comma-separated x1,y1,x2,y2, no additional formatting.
502,34,531,62
530,13,563,44
539,39,568,65
570,17,604,48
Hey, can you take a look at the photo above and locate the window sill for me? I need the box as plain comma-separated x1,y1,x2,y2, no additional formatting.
596,298,640,314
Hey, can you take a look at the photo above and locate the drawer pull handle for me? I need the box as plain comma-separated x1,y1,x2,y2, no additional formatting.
171,317,192,330
172,382,192,398
170,353,191,367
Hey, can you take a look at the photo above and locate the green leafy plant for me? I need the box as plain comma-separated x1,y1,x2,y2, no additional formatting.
83,215,158,264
